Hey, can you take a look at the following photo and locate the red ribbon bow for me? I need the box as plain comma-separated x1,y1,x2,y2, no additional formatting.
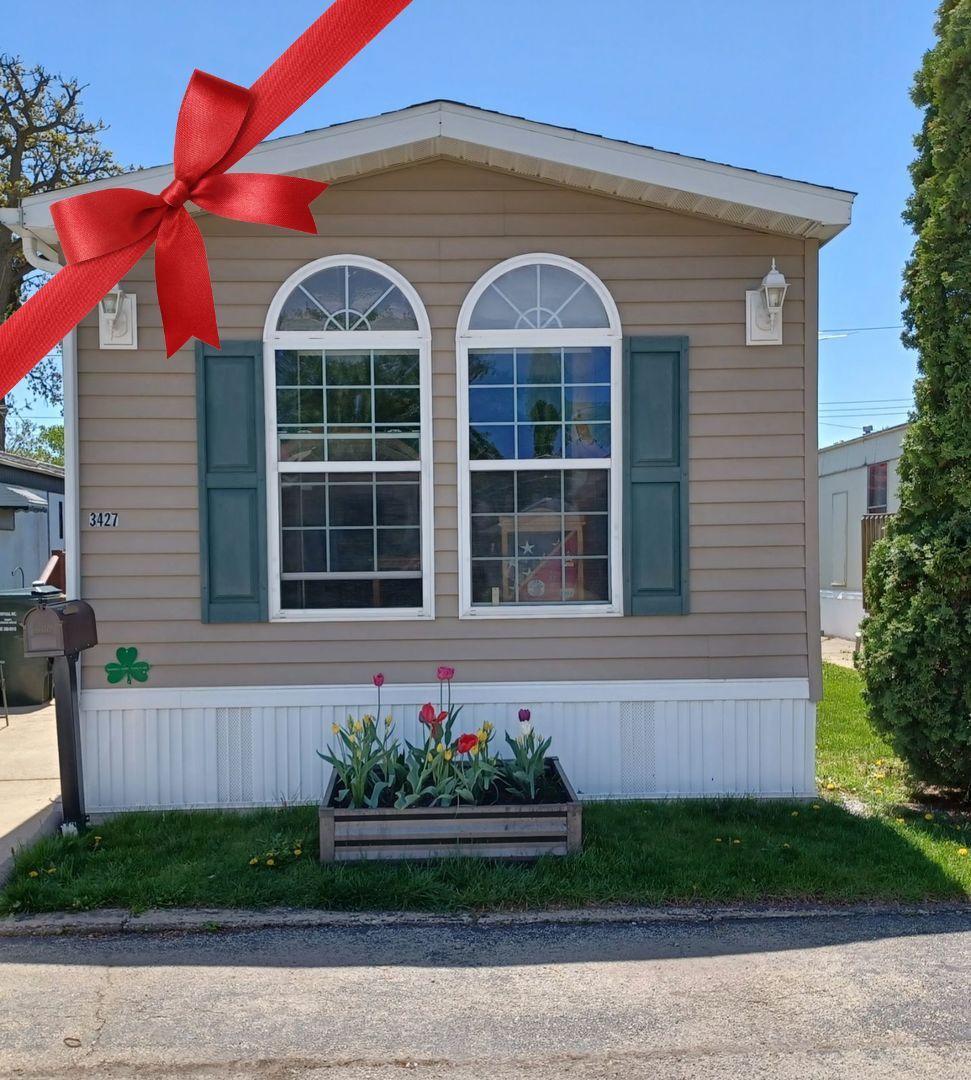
54,71,327,356
0,0,413,395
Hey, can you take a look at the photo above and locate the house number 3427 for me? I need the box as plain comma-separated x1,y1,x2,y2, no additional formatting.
88,512,119,528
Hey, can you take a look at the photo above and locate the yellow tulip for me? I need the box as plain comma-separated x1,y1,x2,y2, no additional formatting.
483,721,494,733
426,752,433,763
436,741,444,754
331,722,340,735
444,750,453,761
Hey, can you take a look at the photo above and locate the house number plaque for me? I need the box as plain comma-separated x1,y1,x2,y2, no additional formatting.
88,512,119,528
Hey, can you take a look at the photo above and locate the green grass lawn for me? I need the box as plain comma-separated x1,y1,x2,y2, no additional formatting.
3,663,970,915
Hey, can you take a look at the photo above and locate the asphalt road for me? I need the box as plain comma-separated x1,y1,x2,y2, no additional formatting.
1,910,970,1079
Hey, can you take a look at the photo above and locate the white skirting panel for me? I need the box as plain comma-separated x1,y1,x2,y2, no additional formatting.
820,589,865,639
78,679,816,811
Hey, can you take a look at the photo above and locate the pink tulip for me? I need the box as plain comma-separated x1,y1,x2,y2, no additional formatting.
373,673,385,687
437,666,455,681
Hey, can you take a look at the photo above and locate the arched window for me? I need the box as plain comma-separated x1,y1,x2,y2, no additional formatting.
456,254,623,617
264,256,433,619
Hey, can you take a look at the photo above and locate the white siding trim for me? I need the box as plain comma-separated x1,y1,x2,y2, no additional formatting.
79,678,816,809
82,677,810,711
17,102,854,242
64,327,81,602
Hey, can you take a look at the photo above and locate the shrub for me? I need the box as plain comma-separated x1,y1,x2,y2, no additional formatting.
860,0,971,796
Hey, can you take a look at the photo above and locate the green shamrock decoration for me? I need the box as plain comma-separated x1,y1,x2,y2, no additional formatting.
105,647,151,685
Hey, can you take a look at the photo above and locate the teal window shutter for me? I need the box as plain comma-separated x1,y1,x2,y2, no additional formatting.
623,336,689,615
196,340,268,623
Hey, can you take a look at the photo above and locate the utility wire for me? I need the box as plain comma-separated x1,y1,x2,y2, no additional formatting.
819,324,905,333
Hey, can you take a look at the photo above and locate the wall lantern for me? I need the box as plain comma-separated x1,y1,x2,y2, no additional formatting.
98,285,138,350
746,259,788,346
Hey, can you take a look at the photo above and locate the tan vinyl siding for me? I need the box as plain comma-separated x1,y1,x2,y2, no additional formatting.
76,159,812,687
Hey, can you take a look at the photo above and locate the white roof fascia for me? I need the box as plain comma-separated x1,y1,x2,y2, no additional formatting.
10,100,854,243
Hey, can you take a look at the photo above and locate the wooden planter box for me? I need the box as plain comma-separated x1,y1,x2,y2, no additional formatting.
319,757,581,862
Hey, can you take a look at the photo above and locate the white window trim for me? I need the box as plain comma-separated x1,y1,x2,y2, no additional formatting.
263,254,435,622
455,253,624,620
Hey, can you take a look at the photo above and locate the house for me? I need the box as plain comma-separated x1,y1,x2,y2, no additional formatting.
2,101,854,809
0,451,65,589
818,423,907,639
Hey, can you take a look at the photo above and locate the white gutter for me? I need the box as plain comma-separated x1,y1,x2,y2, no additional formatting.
0,208,63,274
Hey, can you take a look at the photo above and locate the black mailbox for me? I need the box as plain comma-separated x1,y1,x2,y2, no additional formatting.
23,600,98,658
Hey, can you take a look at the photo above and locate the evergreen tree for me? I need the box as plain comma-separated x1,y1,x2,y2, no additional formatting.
860,0,971,794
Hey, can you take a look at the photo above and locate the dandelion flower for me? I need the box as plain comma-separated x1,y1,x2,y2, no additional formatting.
812,804,821,811
791,811,799,817
825,782,837,791
249,857,259,865
783,843,791,849
94,835,103,843
266,858,275,866
925,813,935,822
959,848,969,858
293,849,302,857
714,838,723,843
28,870,39,878
875,772,886,781
732,839,741,845
875,789,884,796
895,817,905,824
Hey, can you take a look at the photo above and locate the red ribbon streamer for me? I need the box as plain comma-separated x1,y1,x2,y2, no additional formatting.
0,0,413,396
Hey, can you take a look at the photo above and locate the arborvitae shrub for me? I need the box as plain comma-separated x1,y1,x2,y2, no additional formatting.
859,0,971,795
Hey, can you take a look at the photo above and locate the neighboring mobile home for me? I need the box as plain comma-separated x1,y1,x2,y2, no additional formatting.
2,102,854,809
818,423,907,639
0,452,65,588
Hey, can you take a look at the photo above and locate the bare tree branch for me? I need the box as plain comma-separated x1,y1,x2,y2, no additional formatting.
0,53,126,448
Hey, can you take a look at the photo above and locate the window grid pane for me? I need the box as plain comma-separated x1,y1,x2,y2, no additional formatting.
469,470,610,606
277,349,421,465
280,472,423,611
469,347,610,463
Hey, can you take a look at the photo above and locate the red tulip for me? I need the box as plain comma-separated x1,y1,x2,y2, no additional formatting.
373,673,385,687
419,703,447,728
456,733,478,754
436,666,455,681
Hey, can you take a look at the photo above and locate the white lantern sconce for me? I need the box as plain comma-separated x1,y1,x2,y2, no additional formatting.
98,285,137,349
746,259,788,346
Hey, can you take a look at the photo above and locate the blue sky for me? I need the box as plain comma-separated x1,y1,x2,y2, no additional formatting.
7,0,937,445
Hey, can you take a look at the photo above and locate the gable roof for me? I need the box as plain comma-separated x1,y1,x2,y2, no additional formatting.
3,100,854,251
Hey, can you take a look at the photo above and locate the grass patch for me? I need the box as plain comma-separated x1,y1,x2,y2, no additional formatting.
3,664,970,914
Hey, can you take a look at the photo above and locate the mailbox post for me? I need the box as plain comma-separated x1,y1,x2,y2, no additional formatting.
22,590,98,831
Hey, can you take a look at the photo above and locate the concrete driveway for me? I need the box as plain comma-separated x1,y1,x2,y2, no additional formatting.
0,705,60,884
0,910,969,1079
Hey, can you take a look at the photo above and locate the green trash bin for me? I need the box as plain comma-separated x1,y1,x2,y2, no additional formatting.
0,589,62,706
